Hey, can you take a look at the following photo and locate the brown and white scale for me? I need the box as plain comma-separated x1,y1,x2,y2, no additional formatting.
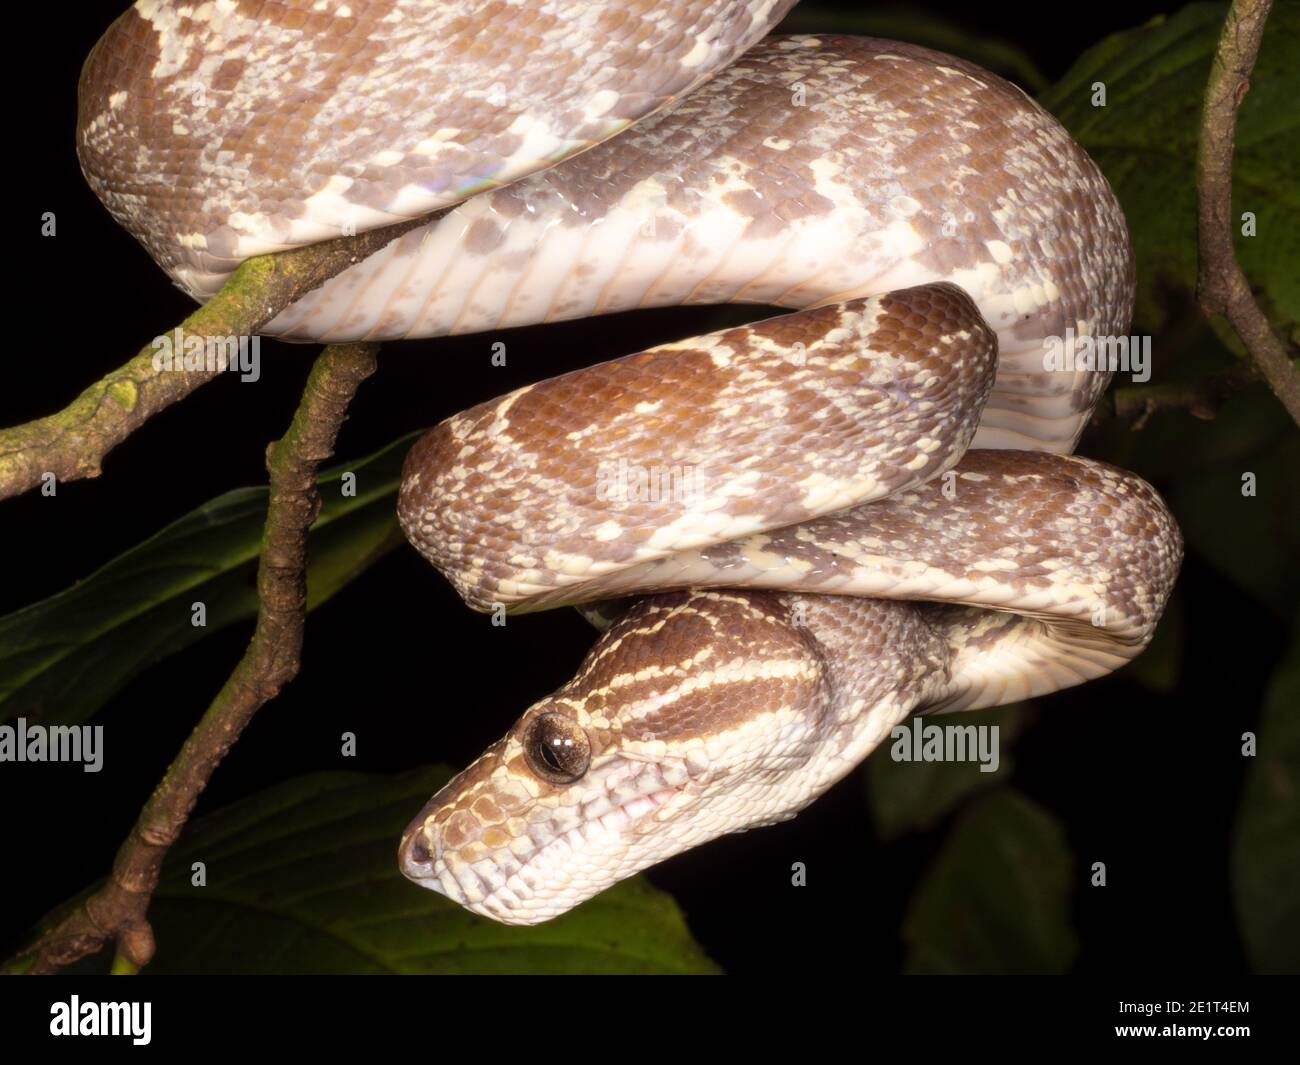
79,0,1181,926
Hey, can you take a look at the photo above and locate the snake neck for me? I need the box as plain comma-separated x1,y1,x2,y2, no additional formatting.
775,593,954,796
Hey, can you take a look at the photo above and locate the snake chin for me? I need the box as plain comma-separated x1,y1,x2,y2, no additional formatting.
397,755,699,926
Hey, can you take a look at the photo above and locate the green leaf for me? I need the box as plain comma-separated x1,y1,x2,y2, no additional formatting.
902,790,1078,974
131,768,716,974
1039,1,1300,337
1168,433,1300,617
778,5,1049,90
1088,353,1295,479
0,434,419,728
866,704,1027,841
1232,616,1300,973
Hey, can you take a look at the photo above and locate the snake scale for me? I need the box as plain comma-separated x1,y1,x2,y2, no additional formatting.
80,0,1181,926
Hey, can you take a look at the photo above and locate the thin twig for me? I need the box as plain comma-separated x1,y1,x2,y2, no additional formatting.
7,341,379,975
0,218,425,502
1088,360,1281,429
1196,0,1299,425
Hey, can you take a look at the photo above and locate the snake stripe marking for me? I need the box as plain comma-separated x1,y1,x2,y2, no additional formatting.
80,2,1180,926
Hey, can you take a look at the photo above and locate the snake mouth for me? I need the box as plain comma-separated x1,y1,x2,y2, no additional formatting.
399,768,687,923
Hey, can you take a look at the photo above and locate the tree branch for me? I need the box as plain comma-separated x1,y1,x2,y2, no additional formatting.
1196,0,1299,425
0,218,425,502
1087,360,1285,430
7,341,379,975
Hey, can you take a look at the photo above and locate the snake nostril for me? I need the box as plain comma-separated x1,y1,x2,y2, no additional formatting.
401,831,433,876
408,835,431,865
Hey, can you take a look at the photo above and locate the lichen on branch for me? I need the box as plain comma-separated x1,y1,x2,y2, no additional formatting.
6,341,379,975
0,217,424,502
1196,0,1299,426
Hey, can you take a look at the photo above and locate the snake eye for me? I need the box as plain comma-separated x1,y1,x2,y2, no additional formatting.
523,712,591,784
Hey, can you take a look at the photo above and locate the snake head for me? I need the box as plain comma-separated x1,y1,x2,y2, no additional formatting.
398,589,837,925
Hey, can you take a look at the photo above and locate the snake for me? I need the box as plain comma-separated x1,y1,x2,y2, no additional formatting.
79,0,1181,927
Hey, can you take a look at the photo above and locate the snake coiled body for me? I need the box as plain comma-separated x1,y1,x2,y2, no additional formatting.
80,1,1181,926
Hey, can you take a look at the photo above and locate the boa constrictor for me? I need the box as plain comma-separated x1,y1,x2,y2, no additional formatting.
79,0,1181,926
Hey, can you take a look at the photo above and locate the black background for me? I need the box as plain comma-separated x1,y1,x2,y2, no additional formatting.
2,0,1286,976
